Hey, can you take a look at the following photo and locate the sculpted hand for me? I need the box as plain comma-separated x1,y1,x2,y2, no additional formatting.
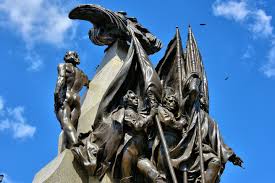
150,107,158,116
229,154,243,167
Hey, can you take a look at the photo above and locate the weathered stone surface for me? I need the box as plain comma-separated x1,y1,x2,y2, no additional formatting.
33,150,113,183
58,131,66,154
33,150,88,183
77,40,128,135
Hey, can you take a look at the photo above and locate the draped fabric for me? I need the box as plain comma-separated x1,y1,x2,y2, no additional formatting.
87,25,162,178
156,28,185,101
169,110,234,169
93,26,162,130
153,27,234,182
151,108,234,182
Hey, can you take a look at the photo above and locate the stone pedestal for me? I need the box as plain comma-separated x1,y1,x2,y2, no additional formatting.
33,150,88,183
33,150,112,183
77,41,128,135
33,41,128,183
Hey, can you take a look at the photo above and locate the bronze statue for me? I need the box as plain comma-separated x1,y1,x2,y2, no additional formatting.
151,87,187,181
54,51,89,149
71,90,166,183
50,4,244,183
110,90,165,183
154,27,243,183
69,4,162,55
68,4,169,181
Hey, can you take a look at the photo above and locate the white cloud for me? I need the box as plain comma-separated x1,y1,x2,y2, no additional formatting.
11,120,36,139
0,96,4,112
262,43,275,77
242,45,254,59
0,173,17,183
0,0,73,47
0,96,36,139
213,1,249,22
25,51,44,72
0,119,10,131
213,1,275,77
250,9,273,38
0,0,75,72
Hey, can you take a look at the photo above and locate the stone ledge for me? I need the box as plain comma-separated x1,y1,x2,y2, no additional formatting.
33,150,88,183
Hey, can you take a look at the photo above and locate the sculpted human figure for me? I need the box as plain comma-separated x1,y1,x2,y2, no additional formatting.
152,78,243,183
54,51,89,149
71,90,165,183
110,90,166,183
152,88,188,181
181,76,243,183
153,26,244,183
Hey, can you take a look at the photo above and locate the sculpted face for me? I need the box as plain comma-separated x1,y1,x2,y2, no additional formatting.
64,51,80,65
124,91,138,109
127,92,138,107
163,95,177,112
187,77,201,104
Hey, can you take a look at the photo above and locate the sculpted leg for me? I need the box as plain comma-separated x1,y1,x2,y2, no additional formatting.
61,104,79,148
71,94,81,127
157,147,170,178
205,157,221,183
137,158,166,183
121,148,136,182
71,103,81,128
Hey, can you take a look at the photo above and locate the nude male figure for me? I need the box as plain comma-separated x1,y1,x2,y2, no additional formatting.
54,51,89,148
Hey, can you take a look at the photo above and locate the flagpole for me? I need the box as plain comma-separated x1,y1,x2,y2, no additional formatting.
183,166,188,183
196,102,206,183
155,116,178,183
176,27,183,104
176,27,189,183
128,25,178,183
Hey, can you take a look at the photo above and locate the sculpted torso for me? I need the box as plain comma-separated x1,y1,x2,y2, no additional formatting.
54,51,89,149
58,63,87,96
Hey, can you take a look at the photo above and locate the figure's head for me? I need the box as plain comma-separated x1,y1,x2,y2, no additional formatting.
64,51,80,65
183,74,202,107
123,90,139,109
162,87,178,112
199,93,208,113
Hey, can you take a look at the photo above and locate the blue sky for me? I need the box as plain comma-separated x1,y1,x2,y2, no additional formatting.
0,0,274,182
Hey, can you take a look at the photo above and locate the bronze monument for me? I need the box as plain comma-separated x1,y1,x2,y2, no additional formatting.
48,3,243,183
54,51,89,149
